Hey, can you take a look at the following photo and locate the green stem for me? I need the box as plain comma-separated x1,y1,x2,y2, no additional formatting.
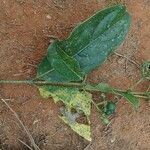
0,80,33,84
130,78,144,90
90,99,102,113
0,80,149,96
0,80,85,88
133,92,150,96
113,89,149,96
134,95,149,99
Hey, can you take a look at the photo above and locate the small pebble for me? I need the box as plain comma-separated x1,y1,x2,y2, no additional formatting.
110,137,116,143
46,15,52,19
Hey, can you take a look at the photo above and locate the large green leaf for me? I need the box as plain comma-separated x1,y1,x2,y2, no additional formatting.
47,4,131,76
37,4,131,82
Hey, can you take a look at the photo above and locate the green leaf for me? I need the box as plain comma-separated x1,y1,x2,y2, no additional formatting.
141,61,150,80
39,86,92,116
85,83,140,110
117,91,140,110
60,115,91,141
85,83,113,93
100,114,110,125
47,4,131,77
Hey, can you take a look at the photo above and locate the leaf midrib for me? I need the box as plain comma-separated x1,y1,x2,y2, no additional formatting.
56,54,82,80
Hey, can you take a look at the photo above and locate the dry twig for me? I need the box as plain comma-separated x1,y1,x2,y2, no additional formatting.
114,52,140,69
18,138,33,150
1,98,40,150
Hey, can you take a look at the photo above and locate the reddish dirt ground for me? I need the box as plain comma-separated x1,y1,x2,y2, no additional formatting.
0,0,150,150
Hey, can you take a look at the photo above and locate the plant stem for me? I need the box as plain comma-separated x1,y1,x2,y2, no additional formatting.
0,80,85,88
134,95,149,99
0,80,149,96
90,99,102,113
0,80,33,84
130,78,144,90
133,92,150,96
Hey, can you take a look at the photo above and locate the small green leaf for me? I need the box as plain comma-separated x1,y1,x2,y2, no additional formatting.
85,83,140,110
85,83,113,93
60,115,91,141
100,114,110,125
96,83,113,93
141,61,150,80
117,91,140,110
